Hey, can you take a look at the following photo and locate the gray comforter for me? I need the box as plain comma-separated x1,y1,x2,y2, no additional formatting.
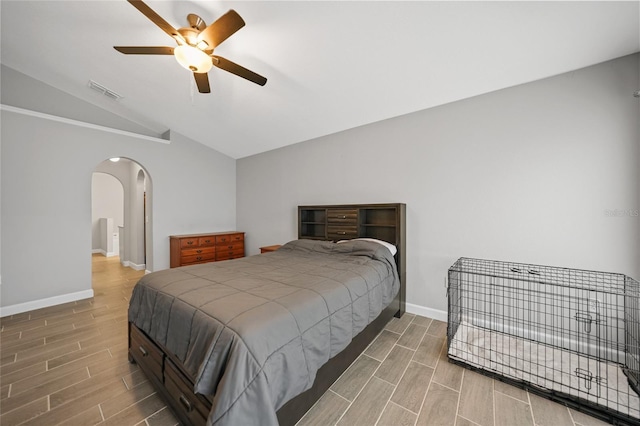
128,239,399,425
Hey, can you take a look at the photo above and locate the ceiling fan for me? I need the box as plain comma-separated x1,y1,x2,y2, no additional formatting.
114,0,267,93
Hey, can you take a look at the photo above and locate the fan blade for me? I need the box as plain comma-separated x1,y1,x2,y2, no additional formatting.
114,46,174,55
197,10,245,50
212,56,267,86
127,0,183,43
193,72,211,93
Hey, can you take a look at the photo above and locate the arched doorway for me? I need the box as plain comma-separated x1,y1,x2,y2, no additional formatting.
91,158,153,274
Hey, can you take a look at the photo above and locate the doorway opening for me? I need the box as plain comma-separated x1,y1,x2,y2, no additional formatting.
91,158,153,289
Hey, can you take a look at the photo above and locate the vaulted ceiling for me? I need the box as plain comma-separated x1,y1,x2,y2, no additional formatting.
1,1,638,158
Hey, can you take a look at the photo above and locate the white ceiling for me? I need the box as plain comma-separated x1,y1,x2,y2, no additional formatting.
1,1,638,159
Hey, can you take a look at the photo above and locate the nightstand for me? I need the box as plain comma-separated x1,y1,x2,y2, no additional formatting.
259,244,282,254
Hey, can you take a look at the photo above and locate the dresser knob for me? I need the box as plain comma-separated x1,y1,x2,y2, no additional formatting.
187,241,193,245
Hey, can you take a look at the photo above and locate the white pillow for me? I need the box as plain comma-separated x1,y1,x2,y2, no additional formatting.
337,238,397,256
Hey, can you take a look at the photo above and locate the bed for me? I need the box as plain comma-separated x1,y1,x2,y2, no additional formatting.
127,203,406,426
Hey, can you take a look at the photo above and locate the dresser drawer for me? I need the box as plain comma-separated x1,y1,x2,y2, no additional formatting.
180,237,200,248
217,241,243,251
181,252,216,265
327,225,358,240
215,233,244,244
327,209,358,224
198,236,215,246
216,247,245,261
129,326,163,383
181,247,215,257
164,360,209,425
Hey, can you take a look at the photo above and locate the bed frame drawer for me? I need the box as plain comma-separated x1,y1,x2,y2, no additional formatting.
129,326,163,383
165,360,209,425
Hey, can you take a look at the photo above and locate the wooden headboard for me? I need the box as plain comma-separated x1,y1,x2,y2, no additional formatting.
298,203,406,317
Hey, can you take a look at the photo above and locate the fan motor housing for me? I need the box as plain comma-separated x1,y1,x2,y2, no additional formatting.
178,27,201,47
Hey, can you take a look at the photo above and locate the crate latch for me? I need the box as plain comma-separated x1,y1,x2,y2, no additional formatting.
575,311,595,333
575,368,605,395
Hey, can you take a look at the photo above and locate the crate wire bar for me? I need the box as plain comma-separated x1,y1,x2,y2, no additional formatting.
447,258,640,425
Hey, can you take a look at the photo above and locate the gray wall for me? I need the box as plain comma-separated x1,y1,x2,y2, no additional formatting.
1,65,163,138
1,72,236,310
237,54,640,317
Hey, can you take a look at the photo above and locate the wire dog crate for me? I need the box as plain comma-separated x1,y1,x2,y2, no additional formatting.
447,258,640,425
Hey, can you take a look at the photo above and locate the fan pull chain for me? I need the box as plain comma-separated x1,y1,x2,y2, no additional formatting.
190,73,195,105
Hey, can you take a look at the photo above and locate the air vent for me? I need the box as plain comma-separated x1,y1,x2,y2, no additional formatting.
88,80,123,100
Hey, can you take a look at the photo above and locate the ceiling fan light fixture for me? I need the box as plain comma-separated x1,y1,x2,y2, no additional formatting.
115,3,266,92
174,45,212,73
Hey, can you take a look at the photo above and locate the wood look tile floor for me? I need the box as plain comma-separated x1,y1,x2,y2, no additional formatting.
0,255,614,426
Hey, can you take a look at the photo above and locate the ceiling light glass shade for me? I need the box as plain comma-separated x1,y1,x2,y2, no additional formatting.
174,45,213,73
109,157,120,162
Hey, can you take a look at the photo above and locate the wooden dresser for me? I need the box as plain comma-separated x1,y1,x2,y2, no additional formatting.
169,231,245,268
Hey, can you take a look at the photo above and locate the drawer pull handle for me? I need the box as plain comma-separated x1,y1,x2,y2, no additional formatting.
228,245,233,249
138,346,148,357
179,394,193,412
204,240,211,243
340,215,346,219
187,241,193,245
196,256,202,261
196,250,202,253
337,231,346,235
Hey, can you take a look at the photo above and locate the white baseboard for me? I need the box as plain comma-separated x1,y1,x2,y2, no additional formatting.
0,289,94,317
92,249,116,257
406,302,448,322
129,262,146,271
121,260,145,271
